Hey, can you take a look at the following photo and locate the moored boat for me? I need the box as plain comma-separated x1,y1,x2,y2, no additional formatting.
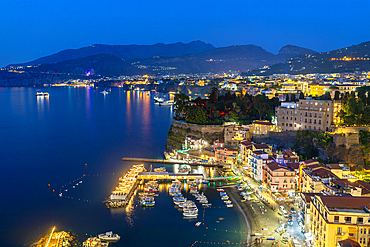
98,231,120,241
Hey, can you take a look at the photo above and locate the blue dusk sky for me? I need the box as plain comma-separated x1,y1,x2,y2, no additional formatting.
0,0,369,67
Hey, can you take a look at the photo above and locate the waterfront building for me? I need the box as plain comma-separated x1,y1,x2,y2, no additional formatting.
263,162,296,195
249,151,270,181
309,195,370,247
214,146,238,165
275,97,342,132
251,120,275,135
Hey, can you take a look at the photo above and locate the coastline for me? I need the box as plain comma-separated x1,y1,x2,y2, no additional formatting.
226,188,253,246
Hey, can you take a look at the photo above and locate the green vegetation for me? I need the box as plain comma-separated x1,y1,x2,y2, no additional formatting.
337,90,370,126
292,130,333,160
174,87,280,125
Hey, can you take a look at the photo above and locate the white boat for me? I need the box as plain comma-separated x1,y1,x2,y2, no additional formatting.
183,211,198,217
98,231,120,241
154,167,166,172
154,96,165,103
195,222,202,227
159,100,174,106
100,90,109,95
35,92,49,97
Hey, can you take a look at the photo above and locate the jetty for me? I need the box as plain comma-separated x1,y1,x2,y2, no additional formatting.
105,164,145,208
122,157,223,167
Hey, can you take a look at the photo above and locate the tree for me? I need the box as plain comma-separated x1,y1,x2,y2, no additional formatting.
174,93,189,118
253,95,270,120
194,108,208,124
334,91,340,100
209,87,219,103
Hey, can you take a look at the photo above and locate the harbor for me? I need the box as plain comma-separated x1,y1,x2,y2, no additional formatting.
122,157,224,167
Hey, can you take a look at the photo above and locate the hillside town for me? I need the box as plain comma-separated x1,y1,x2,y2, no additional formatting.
164,70,370,247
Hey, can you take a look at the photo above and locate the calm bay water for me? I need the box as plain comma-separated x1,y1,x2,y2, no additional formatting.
0,87,247,247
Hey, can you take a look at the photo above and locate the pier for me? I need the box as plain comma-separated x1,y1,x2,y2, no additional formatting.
105,164,145,208
122,157,223,167
137,172,203,180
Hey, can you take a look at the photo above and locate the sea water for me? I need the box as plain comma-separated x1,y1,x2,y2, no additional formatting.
0,87,248,247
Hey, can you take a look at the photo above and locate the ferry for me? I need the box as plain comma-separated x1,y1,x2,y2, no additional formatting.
35,92,49,97
98,231,121,241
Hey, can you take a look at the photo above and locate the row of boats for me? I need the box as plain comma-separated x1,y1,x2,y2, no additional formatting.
170,180,199,217
139,181,159,207
217,189,233,207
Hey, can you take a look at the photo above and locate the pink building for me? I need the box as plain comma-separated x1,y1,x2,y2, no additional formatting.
264,162,296,194
215,147,238,165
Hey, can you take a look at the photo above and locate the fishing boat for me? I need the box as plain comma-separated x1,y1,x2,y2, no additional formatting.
98,231,121,241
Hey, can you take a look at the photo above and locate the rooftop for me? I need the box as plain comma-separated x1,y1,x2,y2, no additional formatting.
318,195,370,211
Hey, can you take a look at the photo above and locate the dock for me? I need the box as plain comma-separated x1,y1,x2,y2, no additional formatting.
122,157,223,167
105,164,145,208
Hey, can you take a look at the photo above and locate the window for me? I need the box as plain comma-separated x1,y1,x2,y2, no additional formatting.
334,216,339,223
345,217,351,224
315,113,317,117
314,120,316,124
305,112,307,117
358,218,364,225
319,120,321,124
310,113,312,117
337,227,342,234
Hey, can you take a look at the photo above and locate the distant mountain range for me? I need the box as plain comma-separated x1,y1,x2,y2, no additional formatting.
245,41,370,75
4,40,370,84
10,41,215,67
9,41,318,76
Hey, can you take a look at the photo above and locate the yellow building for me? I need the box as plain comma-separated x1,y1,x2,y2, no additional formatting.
251,120,275,135
309,195,370,247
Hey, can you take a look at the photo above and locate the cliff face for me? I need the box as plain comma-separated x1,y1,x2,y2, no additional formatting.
166,121,223,152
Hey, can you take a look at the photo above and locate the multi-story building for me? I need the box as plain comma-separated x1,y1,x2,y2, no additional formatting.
263,162,296,194
309,195,370,247
224,125,251,146
214,146,238,165
275,97,341,132
249,151,270,181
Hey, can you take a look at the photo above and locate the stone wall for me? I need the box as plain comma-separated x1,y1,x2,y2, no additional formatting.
252,131,297,149
333,133,359,148
172,120,224,134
